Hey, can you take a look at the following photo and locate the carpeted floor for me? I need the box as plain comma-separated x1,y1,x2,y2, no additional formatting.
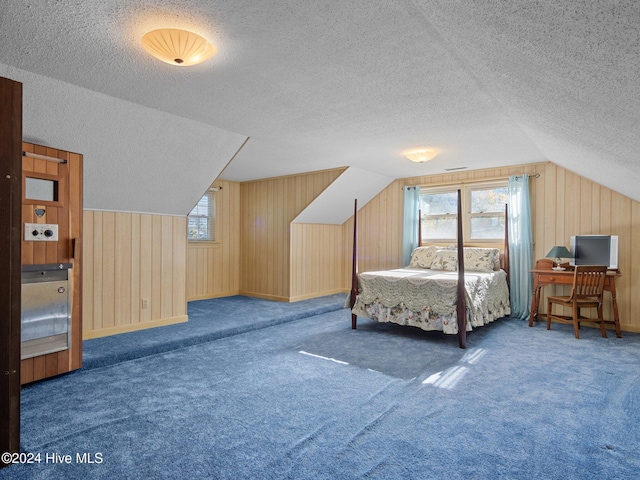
82,294,346,370
2,294,639,479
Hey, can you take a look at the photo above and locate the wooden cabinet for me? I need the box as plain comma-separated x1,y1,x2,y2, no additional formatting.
21,142,83,384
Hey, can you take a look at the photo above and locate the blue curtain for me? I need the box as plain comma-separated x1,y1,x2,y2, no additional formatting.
402,186,420,266
507,175,534,320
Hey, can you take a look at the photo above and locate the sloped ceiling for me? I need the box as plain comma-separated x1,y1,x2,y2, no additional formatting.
293,168,394,225
0,0,638,215
0,64,247,215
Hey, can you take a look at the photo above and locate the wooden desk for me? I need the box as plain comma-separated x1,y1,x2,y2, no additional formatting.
529,267,622,337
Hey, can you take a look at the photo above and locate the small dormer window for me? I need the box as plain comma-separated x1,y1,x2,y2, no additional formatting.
187,187,217,242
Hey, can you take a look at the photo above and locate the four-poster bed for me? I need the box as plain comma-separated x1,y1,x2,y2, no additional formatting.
348,190,511,349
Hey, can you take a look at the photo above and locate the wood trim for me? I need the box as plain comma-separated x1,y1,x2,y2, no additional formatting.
82,315,188,340
188,291,241,302
237,291,289,302
0,75,22,463
239,166,346,184
288,289,346,303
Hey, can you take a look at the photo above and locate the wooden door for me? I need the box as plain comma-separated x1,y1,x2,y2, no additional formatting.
0,76,22,466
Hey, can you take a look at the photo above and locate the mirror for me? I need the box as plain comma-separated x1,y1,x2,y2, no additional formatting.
25,177,57,202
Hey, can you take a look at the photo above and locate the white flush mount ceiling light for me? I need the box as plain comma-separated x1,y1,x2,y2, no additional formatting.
141,28,217,66
404,148,439,163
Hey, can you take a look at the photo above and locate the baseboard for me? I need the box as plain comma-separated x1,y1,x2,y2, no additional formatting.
288,289,346,303
546,318,639,334
239,289,347,303
238,291,289,302
187,291,241,302
83,315,189,340
622,324,640,333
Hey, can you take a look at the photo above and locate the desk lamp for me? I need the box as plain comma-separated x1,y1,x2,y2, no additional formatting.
546,246,572,271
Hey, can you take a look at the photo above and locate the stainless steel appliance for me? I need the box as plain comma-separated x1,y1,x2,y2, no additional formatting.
21,264,72,360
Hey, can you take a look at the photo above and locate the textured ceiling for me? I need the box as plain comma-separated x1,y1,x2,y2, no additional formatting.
1,0,639,203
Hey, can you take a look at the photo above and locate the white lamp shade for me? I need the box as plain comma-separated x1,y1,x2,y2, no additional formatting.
405,148,438,163
141,29,217,66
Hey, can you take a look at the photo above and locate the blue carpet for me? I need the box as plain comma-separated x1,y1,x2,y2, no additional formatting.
82,294,346,370
2,295,640,479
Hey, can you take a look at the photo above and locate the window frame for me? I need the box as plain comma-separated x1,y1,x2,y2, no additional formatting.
187,187,217,243
419,180,508,245
466,181,508,242
418,186,460,243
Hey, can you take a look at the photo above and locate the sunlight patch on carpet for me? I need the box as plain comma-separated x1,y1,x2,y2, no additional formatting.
299,350,349,365
422,365,469,390
461,347,488,364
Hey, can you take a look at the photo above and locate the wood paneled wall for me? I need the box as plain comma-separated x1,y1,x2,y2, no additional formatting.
82,160,640,337
340,180,405,289
240,168,344,301
345,161,640,332
290,223,344,301
83,211,187,339
531,162,639,332
186,180,241,300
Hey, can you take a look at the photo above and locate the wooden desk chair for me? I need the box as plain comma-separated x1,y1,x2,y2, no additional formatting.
546,265,608,339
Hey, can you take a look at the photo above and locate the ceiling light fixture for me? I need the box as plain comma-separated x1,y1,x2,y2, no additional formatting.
141,28,217,66
405,148,439,163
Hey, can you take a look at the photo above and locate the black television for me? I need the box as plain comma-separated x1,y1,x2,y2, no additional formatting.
569,235,618,269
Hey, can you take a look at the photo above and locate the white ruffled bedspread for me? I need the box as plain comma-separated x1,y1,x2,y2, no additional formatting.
350,268,510,334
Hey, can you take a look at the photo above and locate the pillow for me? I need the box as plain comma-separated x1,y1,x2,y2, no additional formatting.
430,250,459,271
463,247,501,273
429,247,501,272
408,246,440,269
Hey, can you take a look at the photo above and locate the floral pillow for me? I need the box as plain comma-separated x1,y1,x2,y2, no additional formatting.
463,247,501,272
429,247,501,272
430,250,459,271
408,246,440,269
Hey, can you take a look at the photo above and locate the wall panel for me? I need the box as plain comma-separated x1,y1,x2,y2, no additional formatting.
186,180,241,300
240,168,344,301
290,223,344,300
83,211,187,339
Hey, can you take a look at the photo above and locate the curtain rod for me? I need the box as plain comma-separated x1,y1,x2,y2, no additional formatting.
22,151,67,164
512,173,541,179
404,172,541,189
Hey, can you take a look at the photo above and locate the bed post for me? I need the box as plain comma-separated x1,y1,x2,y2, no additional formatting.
350,199,358,329
456,189,466,349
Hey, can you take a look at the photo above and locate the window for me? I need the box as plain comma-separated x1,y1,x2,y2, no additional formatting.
419,181,507,244
468,183,508,240
188,188,216,242
419,188,459,242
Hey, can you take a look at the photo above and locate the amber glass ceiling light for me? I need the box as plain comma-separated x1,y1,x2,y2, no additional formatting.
405,148,438,163
141,28,217,66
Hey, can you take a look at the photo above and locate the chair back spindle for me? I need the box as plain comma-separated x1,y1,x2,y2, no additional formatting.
574,266,607,299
